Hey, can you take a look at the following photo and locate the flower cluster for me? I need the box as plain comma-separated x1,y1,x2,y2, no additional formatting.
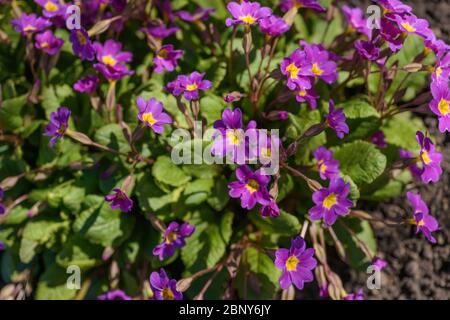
5,0,448,302
281,42,338,109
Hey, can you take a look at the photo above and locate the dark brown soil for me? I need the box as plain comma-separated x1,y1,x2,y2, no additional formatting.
341,1,450,300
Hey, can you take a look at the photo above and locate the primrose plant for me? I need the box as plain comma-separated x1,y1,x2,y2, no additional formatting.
0,0,446,300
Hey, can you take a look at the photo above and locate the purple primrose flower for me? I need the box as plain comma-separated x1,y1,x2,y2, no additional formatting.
153,44,184,73
167,71,212,101
73,75,99,94
275,236,317,290
416,131,442,183
407,192,440,243
153,221,195,260
313,146,340,180
280,0,326,13
98,289,132,300
150,268,183,300
136,96,173,134
325,100,349,139
259,15,290,37
44,106,70,146
228,165,271,210
105,188,133,212
35,30,64,55
309,178,353,226
11,13,51,37
225,1,272,27
69,28,95,61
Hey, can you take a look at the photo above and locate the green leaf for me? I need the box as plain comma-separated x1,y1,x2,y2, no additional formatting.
95,123,131,154
0,95,27,131
19,238,39,264
332,141,387,186
183,178,214,206
361,172,409,202
382,112,426,152
341,174,360,201
35,265,78,300
22,218,69,245
62,186,85,213
41,84,74,117
192,0,226,19
135,173,183,220
337,97,379,119
206,176,229,211
181,209,233,273
277,172,294,202
235,247,281,299
182,164,220,179
2,205,29,225
74,201,135,247
152,155,191,187
250,210,301,236
199,94,226,125
56,235,103,271
333,219,377,271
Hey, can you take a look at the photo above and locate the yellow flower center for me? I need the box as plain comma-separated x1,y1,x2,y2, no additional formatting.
435,66,442,79
57,124,66,135
311,63,323,76
165,231,177,244
102,55,117,66
286,255,299,271
157,49,168,59
40,41,49,48
421,150,432,165
418,219,425,227
323,193,337,209
162,287,174,300
319,163,327,173
346,25,355,34
77,30,87,45
286,63,300,79
24,25,36,32
401,22,416,33
44,1,59,12
239,14,256,25
260,147,271,159
438,98,450,115
245,179,259,194
226,129,243,145
186,83,198,91
298,89,307,97
142,112,157,126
